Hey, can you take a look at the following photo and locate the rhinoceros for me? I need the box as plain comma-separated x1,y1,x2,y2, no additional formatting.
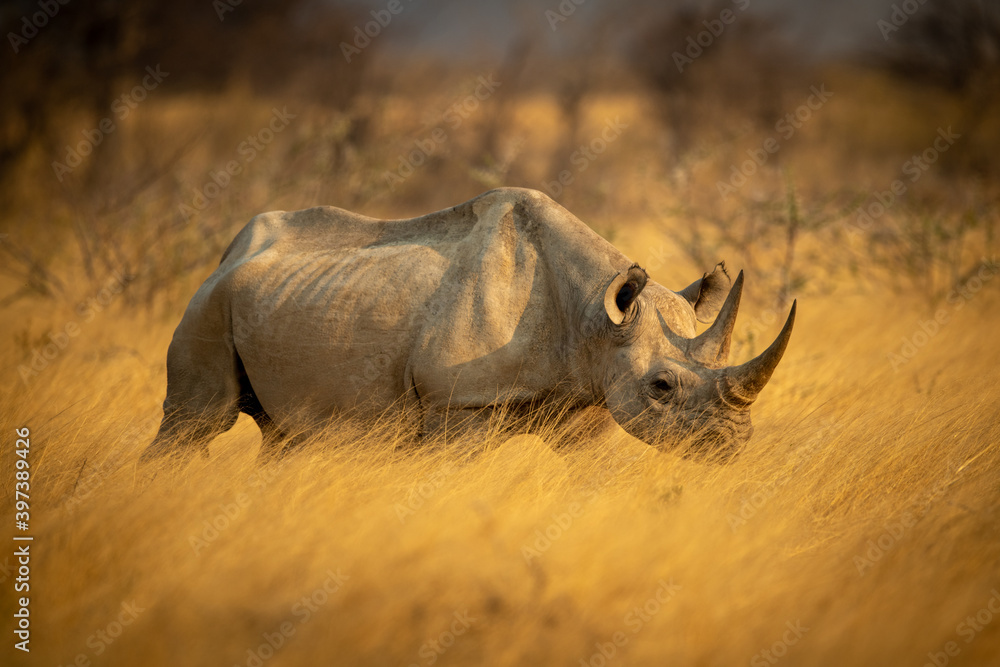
141,187,794,462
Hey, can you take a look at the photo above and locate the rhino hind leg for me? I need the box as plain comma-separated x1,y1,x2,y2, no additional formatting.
142,403,237,463
141,393,240,464
140,321,244,463
236,367,301,462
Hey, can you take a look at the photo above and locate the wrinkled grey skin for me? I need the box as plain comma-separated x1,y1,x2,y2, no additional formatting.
142,187,793,462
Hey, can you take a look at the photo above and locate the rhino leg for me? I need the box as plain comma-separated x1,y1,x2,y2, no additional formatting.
142,405,237,462
242,388,300,462
141,394,240,464
421,405,495,442
256,431,310,462
140,314,243,463
233,356,313,462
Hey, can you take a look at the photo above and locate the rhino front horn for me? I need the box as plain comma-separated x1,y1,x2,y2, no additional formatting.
723,300,796,405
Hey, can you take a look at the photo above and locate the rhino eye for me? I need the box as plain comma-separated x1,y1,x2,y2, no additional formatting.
652,378,675,396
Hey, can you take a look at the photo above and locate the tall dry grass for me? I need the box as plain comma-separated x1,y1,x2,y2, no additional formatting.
2,220,999,666
2,69,1000,666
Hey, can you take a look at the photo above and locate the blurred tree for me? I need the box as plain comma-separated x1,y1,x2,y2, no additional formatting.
879,0,1000,177
628,2,796,164
0,0,367,187
881,0,1000,92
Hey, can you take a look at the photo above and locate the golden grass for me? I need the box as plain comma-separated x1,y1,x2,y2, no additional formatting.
2,72,999,666
2,255,999,667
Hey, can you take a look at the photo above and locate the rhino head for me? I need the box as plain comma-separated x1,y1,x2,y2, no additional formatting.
595,263,795,461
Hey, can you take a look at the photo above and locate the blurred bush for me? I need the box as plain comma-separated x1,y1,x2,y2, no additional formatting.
0,0,367,182
0,0,997,314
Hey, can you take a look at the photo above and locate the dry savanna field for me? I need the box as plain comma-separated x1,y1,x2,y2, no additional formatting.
2,24,1000,667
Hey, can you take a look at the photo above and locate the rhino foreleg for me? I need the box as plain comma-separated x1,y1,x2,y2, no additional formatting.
249,405,307,462
421,405,497,443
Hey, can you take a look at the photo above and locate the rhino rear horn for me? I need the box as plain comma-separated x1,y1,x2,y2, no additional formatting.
688,270,744,367
723,300,796,404
604,265,648,325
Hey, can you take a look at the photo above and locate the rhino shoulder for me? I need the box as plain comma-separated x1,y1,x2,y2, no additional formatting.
218,210,288,268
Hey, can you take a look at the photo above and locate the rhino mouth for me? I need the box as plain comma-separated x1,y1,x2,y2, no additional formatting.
679,429,749,463
642,414,751,463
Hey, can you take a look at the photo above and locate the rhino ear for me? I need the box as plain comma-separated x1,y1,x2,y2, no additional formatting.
604,265,649,325
678,262,731,324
